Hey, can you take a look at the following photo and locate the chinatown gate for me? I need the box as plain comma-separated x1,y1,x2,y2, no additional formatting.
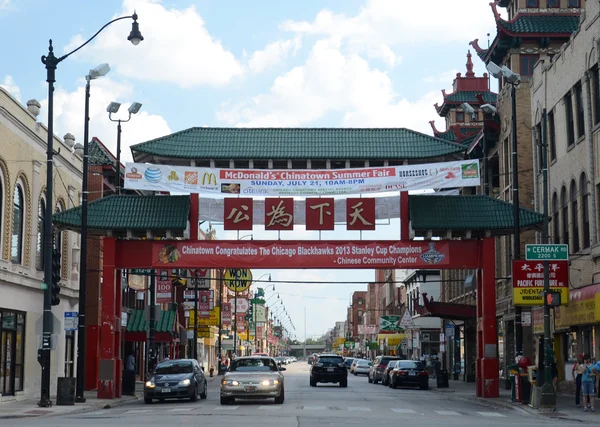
53,128,544,400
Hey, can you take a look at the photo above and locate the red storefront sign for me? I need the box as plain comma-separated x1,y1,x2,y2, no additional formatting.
199,290,211,311
512,260,569,288
305,198,334,230
346,198,375,230
150,240,478,269
224,198,253,230
257,325,263,339
265,198,294,230
222,303,232,325
156,269,172,303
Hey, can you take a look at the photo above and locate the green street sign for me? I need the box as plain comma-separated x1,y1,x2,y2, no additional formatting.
525,244,569,261
131,268,152,275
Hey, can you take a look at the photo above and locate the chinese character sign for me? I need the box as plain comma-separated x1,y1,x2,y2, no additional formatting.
222,303,232,325
224,198,253,230
305,198,335,230
512,260,569,306
265,198,294,230
346,198,375,230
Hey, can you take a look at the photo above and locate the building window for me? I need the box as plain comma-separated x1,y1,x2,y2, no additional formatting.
581,173,590,248
11,184,24,264
552,192,560,244
547,0,559,7
565,92,575,146
535,122,542,172
570,180,579,253
54,202,65,277
527,0,539,6
575,83,585,138
0,309,26,395
358,298,364,305
591,66,600,126
36,197,46,271
561,186,569,245
456,111,465,123
548,110,556,161
567,0,580,7
520,55,538,77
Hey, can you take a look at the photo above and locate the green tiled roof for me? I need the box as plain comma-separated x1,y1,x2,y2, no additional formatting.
437,131,457,142
126,309,176,333
498,15,580,35
89,138,115,166
130,127,467,161
52,195,190,231
437,91,497,116
409,195,544,231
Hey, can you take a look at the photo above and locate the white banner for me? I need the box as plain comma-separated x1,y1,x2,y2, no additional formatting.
124,160,480,196
357,325,378,335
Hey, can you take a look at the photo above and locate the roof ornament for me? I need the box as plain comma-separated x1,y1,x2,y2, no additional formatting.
466,51,475,77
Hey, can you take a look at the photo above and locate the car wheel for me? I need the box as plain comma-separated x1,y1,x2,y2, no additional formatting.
368,375,373,384
340,379,348,388
190,384,199,402
220,396,233,405
388,378,393,388
420,383,429,390
310,376,317,387
144,397,153,404
391,378,397,389
353,372,357,376
373,378,378,384
200,381,207,399
274,387,285,404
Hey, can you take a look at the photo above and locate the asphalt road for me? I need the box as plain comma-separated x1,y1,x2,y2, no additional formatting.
5,361,585,427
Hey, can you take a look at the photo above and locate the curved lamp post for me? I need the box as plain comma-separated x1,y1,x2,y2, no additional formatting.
107,101,142,193
39,12,143,408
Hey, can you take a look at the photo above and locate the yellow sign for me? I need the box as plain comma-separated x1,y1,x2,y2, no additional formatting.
224,269,252,292
555,294,600,329
188,308,221,328
377,333,404,347
513,287,569,306
334,337,345,347
202,172,217,185
197,327,213,338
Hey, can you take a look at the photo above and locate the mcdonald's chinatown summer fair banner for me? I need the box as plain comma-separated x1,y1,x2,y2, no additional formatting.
153,240,480,270
124,160,480,196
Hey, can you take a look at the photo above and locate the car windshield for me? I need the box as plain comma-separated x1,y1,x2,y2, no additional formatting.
318,356,344,366
154,361,194,375
358,360,371,366
396,361,423,370
387,361,397,369
230,358,278,372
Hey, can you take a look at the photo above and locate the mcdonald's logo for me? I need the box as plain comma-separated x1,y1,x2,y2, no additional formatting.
202,173,217,186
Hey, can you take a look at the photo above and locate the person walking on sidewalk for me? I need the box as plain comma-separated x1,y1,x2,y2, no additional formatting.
573,354,585,408
581,356,596,412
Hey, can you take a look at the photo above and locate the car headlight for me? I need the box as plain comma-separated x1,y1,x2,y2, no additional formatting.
179,379,191,386
261,380,271,386
145,381,155,388
222,380,240,386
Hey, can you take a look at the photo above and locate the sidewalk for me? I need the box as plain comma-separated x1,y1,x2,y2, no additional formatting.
0,376,220,420
430,379,598,424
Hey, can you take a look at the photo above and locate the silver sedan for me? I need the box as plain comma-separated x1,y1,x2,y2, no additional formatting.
220,356,286,405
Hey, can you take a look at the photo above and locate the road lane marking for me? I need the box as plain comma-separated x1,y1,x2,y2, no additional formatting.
125,409,152,414
303,406,326,410
258,406,282,410
215,406,239,410
349,407,371,411
477,412,506,417
168,408,193,412
435,410,460,416
391,408,417,413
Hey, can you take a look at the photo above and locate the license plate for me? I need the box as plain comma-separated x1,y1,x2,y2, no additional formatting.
327,368,334,372
244,386,256,392
161,388,171,393
409,372,416,376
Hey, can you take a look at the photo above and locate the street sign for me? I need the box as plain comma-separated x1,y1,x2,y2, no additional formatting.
398,310,415,329
234,298,249,313
64,312,78,331
223,269,253,292
378,315,402,332
131,268,152,275
525,244,569,261
512,260,569,306
400,338,408,351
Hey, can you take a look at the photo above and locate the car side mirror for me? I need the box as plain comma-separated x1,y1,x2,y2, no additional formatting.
279,367,286,371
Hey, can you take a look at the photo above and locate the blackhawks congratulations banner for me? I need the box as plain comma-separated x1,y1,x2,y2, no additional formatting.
124,160,480,196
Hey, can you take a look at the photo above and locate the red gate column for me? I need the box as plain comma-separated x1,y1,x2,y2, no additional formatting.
400,192,409,239
477,237,499,398
190,193,199,241
98,237,117,399
114,267,122,398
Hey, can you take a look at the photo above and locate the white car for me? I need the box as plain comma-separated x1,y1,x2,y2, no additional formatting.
354,360,372,375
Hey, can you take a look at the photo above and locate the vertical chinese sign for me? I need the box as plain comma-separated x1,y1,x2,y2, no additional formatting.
156,269,172,303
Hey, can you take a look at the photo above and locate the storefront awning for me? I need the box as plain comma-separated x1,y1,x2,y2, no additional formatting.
415,293,476,321
124,309,177,342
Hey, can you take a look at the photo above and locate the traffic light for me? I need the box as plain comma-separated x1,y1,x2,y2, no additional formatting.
545,291,561,307
51,248,61,306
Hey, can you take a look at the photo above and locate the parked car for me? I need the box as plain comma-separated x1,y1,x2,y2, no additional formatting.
310,354,348,387
368,355,400,384
350,358,361,374
389,360,429,390
144,359,207,404
353,359,371,375
220,356,286,405
343,357,355,370
382,360,399,386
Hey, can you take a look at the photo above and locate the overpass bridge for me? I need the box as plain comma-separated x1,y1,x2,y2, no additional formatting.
289,344,327,358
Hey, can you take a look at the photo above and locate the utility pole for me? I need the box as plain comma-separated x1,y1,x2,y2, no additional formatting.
233,289,238,358
217,269,223,374
303,306,307,359
148,272,156,375
193,271,198,360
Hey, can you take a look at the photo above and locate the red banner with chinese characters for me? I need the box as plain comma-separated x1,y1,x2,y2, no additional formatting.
265,198,294,230
151,240,480,269
222,303,232,325
512,260,569,306
257,325,263,339
346,198,375,230
156,269,172,303
224,198,253,230
305,198,335,230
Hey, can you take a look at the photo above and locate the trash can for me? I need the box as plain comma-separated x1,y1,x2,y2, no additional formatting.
507,364,519,402
519,374,531,405
436,369,449,388
122,370,136,396
56,377,76,405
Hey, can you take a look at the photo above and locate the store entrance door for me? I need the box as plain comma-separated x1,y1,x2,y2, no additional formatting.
0,329,16,396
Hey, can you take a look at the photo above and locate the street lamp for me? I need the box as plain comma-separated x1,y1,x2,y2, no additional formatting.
73,63,111,404
39,12,142,408
107,101,142,193
461,101,493,196
486,60,524,360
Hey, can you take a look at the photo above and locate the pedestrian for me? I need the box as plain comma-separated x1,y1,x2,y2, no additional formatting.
581,355,595,412
551,356,559,393
573,354,584,407
126,353,136,372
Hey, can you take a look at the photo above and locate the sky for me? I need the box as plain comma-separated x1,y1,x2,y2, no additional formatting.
0,0,499,340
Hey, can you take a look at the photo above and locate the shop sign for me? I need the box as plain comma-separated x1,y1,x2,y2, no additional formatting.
379,316,403,332
532,308,544,334
512,260,569,306
197,308,221,327
555,288,600,329
223,269,252,292
377,333,404,346
156,269,172,303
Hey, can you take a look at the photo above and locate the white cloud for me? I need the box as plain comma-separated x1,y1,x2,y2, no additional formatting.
0,0,10,10
64,0,243,88
1,75,21,102
39,77,170,162
248,37,302,74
